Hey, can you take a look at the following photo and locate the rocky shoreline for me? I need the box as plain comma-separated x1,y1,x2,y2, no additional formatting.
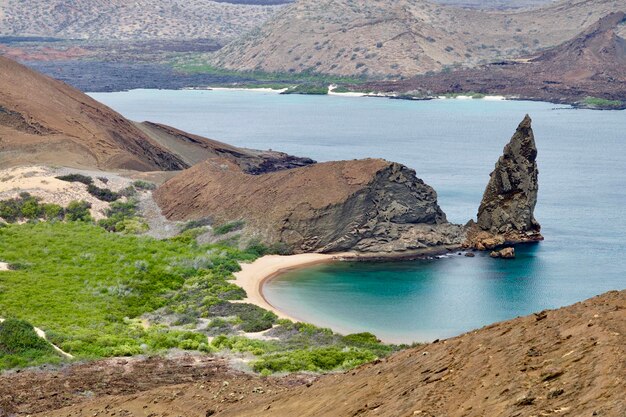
155,114,543,257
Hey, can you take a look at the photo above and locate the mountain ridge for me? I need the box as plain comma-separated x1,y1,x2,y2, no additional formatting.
210,0,625,77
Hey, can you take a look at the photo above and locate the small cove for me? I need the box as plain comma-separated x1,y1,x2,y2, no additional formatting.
91,89,626,343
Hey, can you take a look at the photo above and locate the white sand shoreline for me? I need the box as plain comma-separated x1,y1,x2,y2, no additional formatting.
233,253,355,321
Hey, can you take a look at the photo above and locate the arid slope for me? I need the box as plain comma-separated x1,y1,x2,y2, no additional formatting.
364,12,626,106
154,158,464,253
0,56,188,171
0,56,313,171
0,0,283,42
211,0,625,77
25,290,625,416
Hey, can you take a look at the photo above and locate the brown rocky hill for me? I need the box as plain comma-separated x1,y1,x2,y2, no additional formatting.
0,56,312,171
23,290,625,416
154,115,539,254
0,0,283,42
0,56,188,171
154,158,464,253
133,121,315,173
364,12,626,106
210,0,625,77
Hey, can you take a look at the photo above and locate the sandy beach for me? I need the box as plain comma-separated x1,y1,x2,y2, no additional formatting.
233,253,354,320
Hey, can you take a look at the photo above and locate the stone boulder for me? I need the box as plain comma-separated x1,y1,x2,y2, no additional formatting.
490,247,515,259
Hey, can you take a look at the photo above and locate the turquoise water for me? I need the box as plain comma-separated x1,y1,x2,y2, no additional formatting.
91,89,626,343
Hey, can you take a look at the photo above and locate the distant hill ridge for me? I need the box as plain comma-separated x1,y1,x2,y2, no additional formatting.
0,0,283,42
210,0,625,77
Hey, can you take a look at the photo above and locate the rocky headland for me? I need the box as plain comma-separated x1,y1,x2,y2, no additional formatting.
155,114,541,256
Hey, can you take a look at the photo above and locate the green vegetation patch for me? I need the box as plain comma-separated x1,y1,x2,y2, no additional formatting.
442,91,486,99
0,222,401,373
0,318,63,369
132,180,157,191
281,84,328,95
0,222,257,365
0,192,86,223
213,220,245,235
582,97,624,109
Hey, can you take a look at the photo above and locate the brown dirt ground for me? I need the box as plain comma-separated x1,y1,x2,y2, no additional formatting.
5,290,623,417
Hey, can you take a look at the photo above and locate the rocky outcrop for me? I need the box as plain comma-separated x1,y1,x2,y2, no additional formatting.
154,158,464,254
134,122,316,174
490,247,515,259
466,115,543,249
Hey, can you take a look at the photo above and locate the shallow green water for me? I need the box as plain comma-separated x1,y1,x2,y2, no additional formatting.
91,90,626,343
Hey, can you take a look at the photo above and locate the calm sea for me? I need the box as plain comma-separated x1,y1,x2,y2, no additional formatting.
91,89,626,343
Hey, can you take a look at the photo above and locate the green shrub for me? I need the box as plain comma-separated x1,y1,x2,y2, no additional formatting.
0,199,20,222
116,219,149,235
20,198,42,219
98,200,140,232
42,203,64,220
181,218,212,233
213,220,245,235
132,180,156,191
209,302,277,332
0,318,62,369
56,173,93,185
582,96,623,109
87,184,119,202
252,347,376,373
65,201,92,222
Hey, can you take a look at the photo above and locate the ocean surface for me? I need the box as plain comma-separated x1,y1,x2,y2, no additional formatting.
91,89,626,343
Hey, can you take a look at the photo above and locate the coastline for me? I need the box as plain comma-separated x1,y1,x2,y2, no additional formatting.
232,245,466,324
232,252,356,321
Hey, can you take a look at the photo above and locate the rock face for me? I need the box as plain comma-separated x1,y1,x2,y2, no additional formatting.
154,158,464,254
467,115,543,248
490,247,515,259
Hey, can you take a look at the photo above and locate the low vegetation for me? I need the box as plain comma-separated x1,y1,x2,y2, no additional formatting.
212,220,245,235
172,61,366,94
0,192,89,223
0,318,62,369
57,173,122,202
281,84,328,95
0,222,399,372
582,97,624,109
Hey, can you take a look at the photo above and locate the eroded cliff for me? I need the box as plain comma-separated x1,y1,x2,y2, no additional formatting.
154,158,464,254
466,115,543,249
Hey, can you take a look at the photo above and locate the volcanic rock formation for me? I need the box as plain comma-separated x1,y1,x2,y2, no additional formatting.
154,158,464,254
466,115,542,249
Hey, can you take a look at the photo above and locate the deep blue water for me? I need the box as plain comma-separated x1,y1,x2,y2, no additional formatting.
91,89,626,343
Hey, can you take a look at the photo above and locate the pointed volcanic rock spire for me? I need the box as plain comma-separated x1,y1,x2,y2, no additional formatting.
467,115,543,249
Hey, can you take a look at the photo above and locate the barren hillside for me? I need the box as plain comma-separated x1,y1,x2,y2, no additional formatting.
17,290,624,416
0,56,187,171
0,56,311,171
211,0,626,77
363,12,626,107
0,0,283,42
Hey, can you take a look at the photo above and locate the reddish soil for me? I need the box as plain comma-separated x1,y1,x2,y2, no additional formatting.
3,290,622,417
